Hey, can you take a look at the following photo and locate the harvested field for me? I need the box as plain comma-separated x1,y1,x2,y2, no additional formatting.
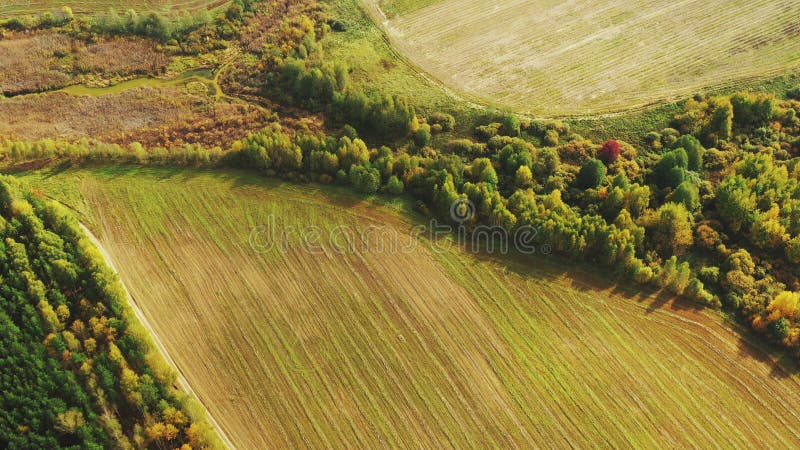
367,0,800,115
19,166,800,449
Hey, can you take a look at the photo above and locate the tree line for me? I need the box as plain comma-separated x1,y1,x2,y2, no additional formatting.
0,178,220,449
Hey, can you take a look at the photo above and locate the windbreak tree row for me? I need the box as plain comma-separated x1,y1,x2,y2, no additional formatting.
0,177,219,449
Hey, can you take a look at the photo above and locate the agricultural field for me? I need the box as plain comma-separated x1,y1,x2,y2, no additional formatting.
0,0,229,17
366,0,800,115
17,166,800,449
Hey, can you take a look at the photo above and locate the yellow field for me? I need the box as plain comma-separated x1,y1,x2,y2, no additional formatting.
20,167,800,448
367,0,800,115
0,0,228,17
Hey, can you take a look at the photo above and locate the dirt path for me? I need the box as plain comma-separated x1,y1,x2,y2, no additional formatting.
79,223,238,450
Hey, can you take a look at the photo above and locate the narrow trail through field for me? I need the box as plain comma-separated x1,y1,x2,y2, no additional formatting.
78,222,238,450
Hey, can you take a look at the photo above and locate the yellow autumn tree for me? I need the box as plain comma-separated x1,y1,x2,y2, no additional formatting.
767,291,800,322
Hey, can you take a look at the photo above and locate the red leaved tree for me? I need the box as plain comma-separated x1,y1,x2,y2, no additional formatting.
598,140,621,163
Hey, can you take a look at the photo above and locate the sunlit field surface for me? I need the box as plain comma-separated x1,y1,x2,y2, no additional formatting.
17,166,800,449
369,0,800,115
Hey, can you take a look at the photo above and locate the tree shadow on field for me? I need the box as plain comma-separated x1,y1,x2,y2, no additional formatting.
770,353,800,378
735,327,800,378
472,246,705,316
454,240,800,377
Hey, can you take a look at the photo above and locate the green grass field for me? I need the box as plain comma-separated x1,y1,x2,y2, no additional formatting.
364,0,800,116
324,0,475,121
15,166,800,448
0,0,229,17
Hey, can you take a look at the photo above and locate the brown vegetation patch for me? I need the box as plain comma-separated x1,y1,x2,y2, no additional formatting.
0,88,185,140
0,87,272,148
0,0,229,17
106,98,273,148
0,31,170,96
74,36,170,76
0,32,74,95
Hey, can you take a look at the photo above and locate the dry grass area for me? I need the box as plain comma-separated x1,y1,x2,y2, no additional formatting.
20,166,800,449
0,31,169,95
369,0,800,115
0,86,270,147
0,0,229,17
0,32,73,94
71,35,170,75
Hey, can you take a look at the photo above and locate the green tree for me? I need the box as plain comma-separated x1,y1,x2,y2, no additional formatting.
706,97,733,142
731,92,775,130
515,165,533,189
646,203,694,256
715,175,756,233
673,135,705,171
386,175,404,195
534,147,560,178
575,158,606,189
349,165,380,194
768,317,790,340
669,180,700,212
786,236,800,264
413,124,432,147
470,158,498,186
501,113,521,137
652,147,688,189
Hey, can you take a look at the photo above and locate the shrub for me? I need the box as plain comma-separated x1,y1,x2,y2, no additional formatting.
633,265,654,284
501,113,521,137
386,175,404,195
474,123,501,141
349,165,380,194
698,266,720,284
429,113,455,132
644,132,662,150
487,135,514,151
661,128,680,147
446,139,485,158
543,129,559,146
413,124,432,147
